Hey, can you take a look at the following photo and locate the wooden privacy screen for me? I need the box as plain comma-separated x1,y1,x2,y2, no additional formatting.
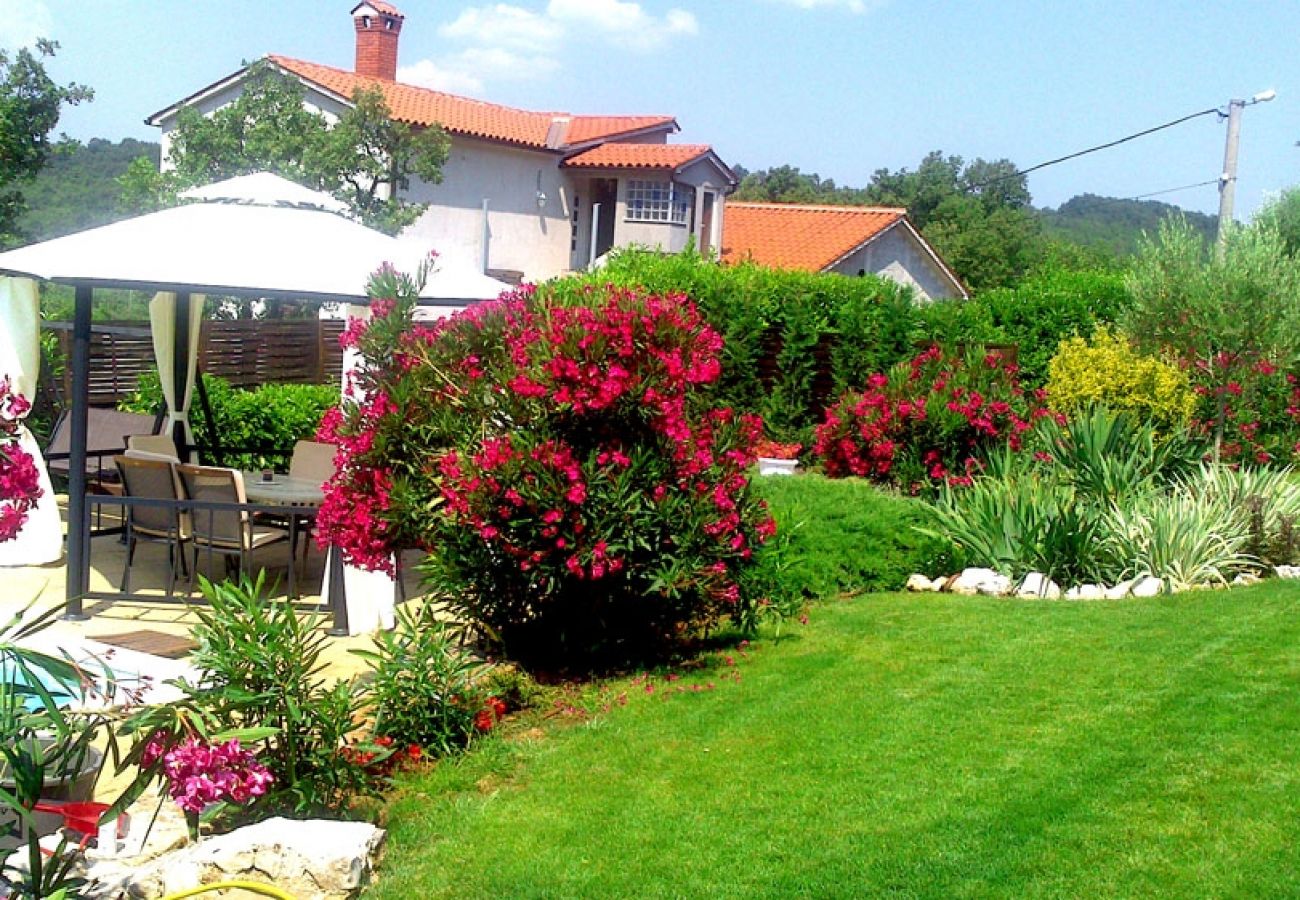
51,319,348,407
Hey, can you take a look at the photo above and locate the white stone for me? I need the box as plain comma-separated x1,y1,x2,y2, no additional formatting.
1016,572,1061,599
1065,584,1105,601
1104,579,1136,600
948,567,1009,596
1130,576,1164,598
905,573,936,592
1275,565,1300,580
1232,572,1262,587
84,817,385,900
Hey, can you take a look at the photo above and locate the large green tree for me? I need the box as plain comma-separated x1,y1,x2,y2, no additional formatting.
1255,186,1300,258
0,40,92,248
120,62,449,234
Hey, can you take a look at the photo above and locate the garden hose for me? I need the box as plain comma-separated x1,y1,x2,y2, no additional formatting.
158,881,295,900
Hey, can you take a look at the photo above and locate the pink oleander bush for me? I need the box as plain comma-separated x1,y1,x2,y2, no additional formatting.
813,345,1053,493
141,733,273,826
317,266,785,668
0,377,42,543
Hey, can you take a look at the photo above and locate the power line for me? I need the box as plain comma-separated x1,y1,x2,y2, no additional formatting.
1128,178,1219,201
968,106,1224,192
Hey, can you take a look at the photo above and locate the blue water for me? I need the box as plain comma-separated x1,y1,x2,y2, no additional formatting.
1,659,80,713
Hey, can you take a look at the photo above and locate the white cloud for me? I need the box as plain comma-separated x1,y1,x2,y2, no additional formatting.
765,0,881,12
400,47,561,97
406,0,697,95
547,0,697,49
438,4,563,53
0,0,54,50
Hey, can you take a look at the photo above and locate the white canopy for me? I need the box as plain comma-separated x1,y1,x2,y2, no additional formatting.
180,171,350,213
0,173,509,304
0,171,510,614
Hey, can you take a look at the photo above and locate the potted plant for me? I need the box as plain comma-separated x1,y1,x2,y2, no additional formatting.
754,440,802,476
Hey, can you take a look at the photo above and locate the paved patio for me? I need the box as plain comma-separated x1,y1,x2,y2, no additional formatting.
5,494,426,682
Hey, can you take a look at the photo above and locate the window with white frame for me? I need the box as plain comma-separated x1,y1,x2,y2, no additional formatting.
626,180,691,224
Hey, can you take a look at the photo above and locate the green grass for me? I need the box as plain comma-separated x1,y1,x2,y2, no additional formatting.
369,583,1300,898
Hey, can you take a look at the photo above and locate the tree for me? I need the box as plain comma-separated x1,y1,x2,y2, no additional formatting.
1123,217,1300,460
861,151,1045,291
0,40,92,248
119,62,449,234
1255,186,1300,258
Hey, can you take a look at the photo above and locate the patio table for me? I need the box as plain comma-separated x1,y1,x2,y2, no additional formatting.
240,473,325,598
240,473,325,507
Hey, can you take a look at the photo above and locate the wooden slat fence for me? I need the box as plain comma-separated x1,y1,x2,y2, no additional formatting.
49,319,349,407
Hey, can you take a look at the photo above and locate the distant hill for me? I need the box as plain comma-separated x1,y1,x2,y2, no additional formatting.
16,137,159,243
1037,193,1218,257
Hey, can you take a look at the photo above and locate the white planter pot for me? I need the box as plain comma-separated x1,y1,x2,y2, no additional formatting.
757,457,799,476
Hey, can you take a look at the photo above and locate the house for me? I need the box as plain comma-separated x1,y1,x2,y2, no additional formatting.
145,2,736,284
721,202,968,301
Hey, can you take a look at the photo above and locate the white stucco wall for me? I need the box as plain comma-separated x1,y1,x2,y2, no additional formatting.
401,136,572,282
829,225,961,302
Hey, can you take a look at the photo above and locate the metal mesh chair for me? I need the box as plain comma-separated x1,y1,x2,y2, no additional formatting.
113,456,190,597
175,464,288,589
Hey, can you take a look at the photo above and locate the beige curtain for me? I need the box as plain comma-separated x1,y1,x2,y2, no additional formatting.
148,292,205,459
0,276,62,566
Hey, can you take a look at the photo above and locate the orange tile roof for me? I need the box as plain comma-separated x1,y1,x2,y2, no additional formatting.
562,143,712,171
270,56,676,150
721,202,907,271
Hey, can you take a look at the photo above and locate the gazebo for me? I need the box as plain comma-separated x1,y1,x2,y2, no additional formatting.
0,173,508,626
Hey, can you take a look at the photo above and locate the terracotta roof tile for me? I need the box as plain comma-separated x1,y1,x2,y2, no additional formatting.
271,56,676,150
562,143,711,171
721,202,907,271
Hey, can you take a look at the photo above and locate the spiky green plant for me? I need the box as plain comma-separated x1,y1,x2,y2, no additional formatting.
1103,490,1254,591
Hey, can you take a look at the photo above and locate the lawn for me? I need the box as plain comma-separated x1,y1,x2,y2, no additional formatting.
369,582,1300,898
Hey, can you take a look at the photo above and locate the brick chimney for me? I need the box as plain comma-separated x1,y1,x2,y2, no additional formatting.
351,2,404,82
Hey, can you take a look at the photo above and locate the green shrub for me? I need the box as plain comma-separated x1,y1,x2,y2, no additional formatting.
922,409,1202,587
755,474,948,597
1047,328,1197,433
353,603,493,756
122,371,337,469
319,269,784,670
185,574,370,815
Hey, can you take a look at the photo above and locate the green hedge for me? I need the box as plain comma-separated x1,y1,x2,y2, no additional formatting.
755,474,948,598
553,249,919,441
918,268,1131,387
552,251,1129,439
121,371,337,470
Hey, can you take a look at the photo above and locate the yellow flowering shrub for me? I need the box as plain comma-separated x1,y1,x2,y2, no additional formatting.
1047,327,1196,432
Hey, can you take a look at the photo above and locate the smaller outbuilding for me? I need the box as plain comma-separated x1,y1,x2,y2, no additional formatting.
720,202,968,301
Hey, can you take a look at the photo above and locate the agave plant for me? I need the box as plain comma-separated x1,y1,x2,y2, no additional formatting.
921,446,1116,588
1184,464,1300,567
1103,489,1255,591
1035,405,1197,506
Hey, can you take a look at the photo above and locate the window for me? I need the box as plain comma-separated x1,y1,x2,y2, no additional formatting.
626,180,690,225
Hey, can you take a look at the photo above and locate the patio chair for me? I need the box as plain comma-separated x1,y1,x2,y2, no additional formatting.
113,456,191,597
125,433,181,463
289,440,337,484
175,464,289,591
287,440,336,565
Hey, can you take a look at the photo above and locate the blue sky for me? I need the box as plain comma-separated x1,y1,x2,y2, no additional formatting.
4,0,1296,219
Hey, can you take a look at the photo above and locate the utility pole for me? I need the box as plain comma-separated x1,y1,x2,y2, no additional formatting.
1217,89,1277,249
1217,99,1244,247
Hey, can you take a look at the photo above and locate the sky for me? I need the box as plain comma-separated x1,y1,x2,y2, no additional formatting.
3,0,1297,220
